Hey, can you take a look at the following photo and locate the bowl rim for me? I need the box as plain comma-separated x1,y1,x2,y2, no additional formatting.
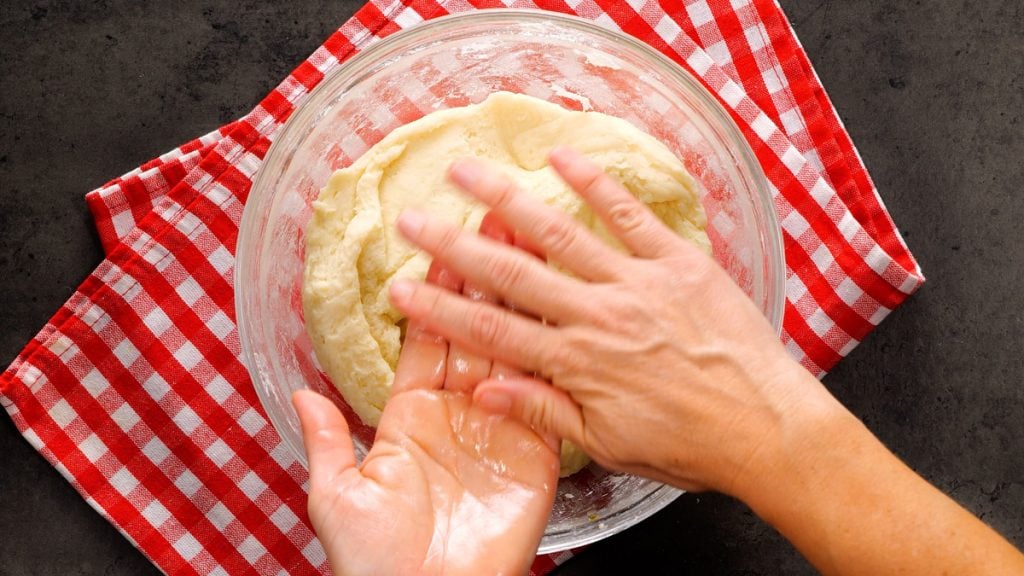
236,7,784,554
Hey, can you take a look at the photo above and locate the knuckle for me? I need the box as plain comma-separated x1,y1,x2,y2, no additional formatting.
545,335,583,374
586,285,630,325
579,171,605,198
524,396,556,432
608,201,649,234
538,216,578,255
491,180,518,209
574,298,609,328
469,305,509,346
434,225,461,255
595,299,629,329
485,254,529,291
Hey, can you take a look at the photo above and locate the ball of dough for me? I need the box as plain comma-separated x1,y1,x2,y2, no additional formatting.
303,92,709,477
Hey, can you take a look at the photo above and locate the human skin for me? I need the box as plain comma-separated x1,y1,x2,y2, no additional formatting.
385,146,1024,575
292,215,559,576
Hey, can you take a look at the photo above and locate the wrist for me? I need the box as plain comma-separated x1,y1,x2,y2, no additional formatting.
729,366,866,518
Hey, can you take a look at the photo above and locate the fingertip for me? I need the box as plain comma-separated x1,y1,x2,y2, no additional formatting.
293,390,357,477
548,145,579,169
291,388,312,405
396,208,427,239
394,331,448,394
473,382,513,415
292,388,321,418
449,158,484,189
389,279,416,308
293,389,340,424
293,390,352,457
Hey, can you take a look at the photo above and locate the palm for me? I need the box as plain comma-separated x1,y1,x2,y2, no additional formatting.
295,215,558,576
309,390,557,576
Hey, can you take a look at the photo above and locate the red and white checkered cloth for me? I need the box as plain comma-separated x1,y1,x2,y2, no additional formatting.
0,1,923,574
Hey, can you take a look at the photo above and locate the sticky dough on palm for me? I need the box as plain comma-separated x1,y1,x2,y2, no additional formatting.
302,91,709,477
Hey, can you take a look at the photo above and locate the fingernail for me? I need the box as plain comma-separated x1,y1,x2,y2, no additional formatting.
389,280,415,305
397,209,426,238
449,159,482,188
476,389,513,415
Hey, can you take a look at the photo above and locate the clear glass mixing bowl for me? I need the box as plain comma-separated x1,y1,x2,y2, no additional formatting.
236,9,784,554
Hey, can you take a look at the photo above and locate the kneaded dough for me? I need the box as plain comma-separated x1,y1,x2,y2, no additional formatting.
303,92,709,477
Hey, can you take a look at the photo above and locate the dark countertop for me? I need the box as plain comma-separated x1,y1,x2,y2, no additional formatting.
1,2,1021,574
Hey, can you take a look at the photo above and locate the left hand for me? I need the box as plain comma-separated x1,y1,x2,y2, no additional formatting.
293,215,559,576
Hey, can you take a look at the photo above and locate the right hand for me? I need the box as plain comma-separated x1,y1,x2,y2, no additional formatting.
388,147,844,496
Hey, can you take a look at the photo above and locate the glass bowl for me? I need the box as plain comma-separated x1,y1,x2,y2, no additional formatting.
236,9,784,554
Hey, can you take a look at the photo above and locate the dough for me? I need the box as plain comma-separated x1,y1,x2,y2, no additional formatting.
303,92,709,477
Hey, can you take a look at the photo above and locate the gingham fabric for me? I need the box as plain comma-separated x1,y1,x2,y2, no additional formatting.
1,0,923,574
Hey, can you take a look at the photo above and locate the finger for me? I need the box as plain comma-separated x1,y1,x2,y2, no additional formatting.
396,210,594,324
446,213,511,393
444,293,498,392
489,227,546,379
514,230,546,261
497,230,552,320
548,146,680,259
448,159,625,281
389,279,562,375
392,260,461,395
489,362,524,380
293,390,357,492
473,377,585,453
479,210,514,241
393,328,448,395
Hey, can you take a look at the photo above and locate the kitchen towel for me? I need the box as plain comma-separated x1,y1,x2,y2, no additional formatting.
1,1,924,574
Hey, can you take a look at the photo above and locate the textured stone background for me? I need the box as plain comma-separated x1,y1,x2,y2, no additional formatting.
1,1,1021,574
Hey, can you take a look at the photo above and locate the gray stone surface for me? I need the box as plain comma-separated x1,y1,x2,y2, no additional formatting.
0,1,1021,574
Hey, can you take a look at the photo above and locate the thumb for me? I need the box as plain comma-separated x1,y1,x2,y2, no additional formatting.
473,378,586,452
292,390,358,492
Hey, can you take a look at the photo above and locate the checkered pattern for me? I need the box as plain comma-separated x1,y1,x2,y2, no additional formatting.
1,1,923,575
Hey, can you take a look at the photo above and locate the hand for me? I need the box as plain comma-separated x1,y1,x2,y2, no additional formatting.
386,146,841,496
383,147,1024,576
294,216,559,576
